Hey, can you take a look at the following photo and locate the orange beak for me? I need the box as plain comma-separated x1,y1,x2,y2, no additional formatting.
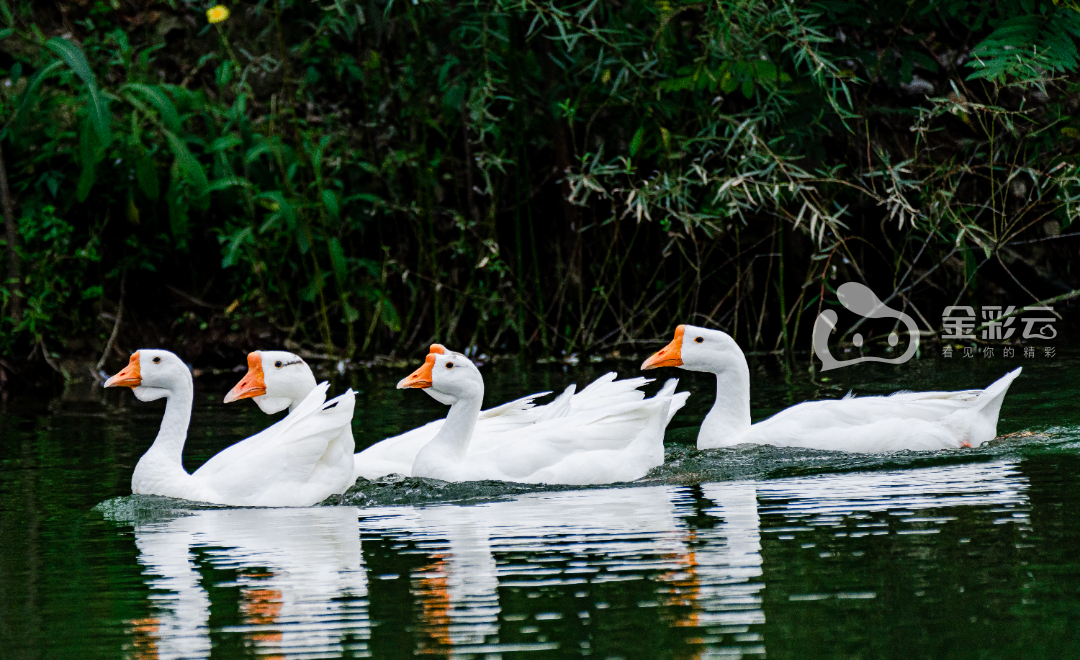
398,352,438,389
104,352,142,388
641,325,685,370
224,352,267,403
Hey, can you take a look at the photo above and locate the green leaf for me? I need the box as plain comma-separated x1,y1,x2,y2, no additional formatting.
46,37,112,146
76,156,96,202
442,84,466,112
379,297,401,332
222,227,253,268
163,130,209,197
245,141,273,164
10,60,63,137
207,177,245,192
629,125,644,157
124,83,181,134
76,118,102,202
343,301,360,323
322,189,340,220
136,151,159,200
208,135,243,152
753,60,777,80
296,222,311,254
165,173,189,244
300,278,319,302
328,236,348,283
964,11,1080,82
741,79,754,99
720,70,739,94
216,60,233,87
349,192,383,206
257,191,299,246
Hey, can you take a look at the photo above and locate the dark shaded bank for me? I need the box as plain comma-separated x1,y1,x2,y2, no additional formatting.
2,1,1080,386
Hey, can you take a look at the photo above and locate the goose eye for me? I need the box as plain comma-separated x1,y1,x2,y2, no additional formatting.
274,361,283,368
695,337,704,343
446,362,454,369
152,356,161,364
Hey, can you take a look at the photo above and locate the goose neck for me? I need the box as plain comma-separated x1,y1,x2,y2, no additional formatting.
431,392,483,460
137,385,194,474
700,361,752,446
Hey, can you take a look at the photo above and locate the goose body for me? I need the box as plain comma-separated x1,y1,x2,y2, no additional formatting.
398,345,689,484
244,353,680,480
106,350,356,507
643,324,1020,452
355,370,678,480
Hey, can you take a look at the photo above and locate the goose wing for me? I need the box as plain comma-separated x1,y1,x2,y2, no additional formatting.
473,395,673,481
194,384,354,500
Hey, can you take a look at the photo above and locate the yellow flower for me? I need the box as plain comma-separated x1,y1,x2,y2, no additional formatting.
207,5,229,24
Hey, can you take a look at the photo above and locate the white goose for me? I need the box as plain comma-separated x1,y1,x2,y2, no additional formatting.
238,348,674,480
224,350,358,494
642,324,1021,452
104,350,356,506
397,345,689,484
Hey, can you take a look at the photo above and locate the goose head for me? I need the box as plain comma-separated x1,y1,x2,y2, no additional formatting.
641,324,744,374
224,350,317,414
396,344,483,405
104,349,192,401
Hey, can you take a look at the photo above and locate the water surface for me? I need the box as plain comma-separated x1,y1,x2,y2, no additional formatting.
2,351,1079,658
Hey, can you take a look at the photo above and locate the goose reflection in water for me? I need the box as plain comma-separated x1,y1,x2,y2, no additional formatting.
121,460,1030,659
359,484,764,657
124,506,369,659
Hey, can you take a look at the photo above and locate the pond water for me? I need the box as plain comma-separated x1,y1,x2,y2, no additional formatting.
2,350,1080,658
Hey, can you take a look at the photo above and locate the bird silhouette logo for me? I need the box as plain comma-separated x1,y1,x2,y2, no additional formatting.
812,282,920,372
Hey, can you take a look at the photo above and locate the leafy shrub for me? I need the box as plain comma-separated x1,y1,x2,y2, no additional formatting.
0,0,1078,372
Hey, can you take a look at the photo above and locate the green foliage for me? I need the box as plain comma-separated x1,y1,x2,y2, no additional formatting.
966,6,1080,83
13,204,102,344
0,0,1078,369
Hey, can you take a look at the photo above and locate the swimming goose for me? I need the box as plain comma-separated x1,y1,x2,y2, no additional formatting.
225,350,357,494
105,350,355,506
237,349,677,480
642,324,1020,452
398,345,689,484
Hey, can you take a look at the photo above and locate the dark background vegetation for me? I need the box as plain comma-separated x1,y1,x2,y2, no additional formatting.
1,0,1079,385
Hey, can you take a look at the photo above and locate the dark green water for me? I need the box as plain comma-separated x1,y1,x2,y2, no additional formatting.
2,350,1080,659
